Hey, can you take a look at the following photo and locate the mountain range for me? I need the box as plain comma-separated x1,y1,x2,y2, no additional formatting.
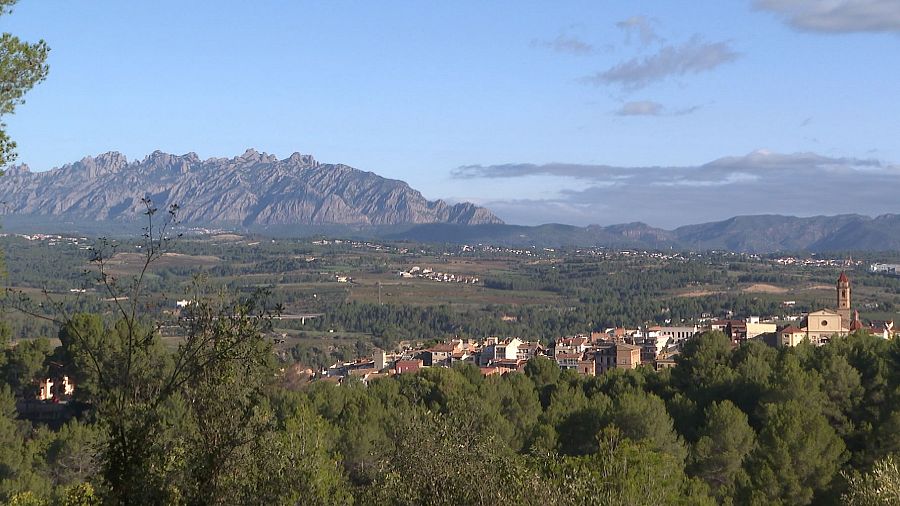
1,150,898,253
0,149,502,227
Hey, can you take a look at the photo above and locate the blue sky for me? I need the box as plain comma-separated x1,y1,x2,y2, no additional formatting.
4,0,900,227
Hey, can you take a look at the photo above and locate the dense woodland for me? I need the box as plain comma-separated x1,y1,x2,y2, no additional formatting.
4,308,900,505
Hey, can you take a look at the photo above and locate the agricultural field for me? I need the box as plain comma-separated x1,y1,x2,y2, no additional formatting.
4,232,900,369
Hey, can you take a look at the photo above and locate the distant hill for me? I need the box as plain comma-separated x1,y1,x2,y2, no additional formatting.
0,150,502,227
390,214,900,253
671,214,868,252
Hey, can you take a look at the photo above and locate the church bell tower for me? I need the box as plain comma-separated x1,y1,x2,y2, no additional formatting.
837,272,851,323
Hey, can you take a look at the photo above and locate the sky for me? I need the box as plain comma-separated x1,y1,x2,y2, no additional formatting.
4,0,900,228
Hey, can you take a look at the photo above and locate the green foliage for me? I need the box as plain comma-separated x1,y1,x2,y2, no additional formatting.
365,409,545,505
2,337,51,397
609,390,687,462
690,400,755,500
0,0,50,169
842,454,900,506
742,400,847,505
537,427,714,506
6,491,47,506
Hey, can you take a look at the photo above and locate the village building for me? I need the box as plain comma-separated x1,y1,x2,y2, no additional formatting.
654,325,700,343
779,272,861,347
655,349,680,370
553,336,591,356
425,340,463,366
591,342,642,375
395,359,423,374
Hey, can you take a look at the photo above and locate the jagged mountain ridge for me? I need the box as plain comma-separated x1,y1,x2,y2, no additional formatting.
0,149,503,227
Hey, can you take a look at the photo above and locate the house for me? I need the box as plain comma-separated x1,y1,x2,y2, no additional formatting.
395,360,423,374
479,338,523,366
593,343,617,374
62,376,75,397
492,359,528,373
655,325,700,344
592,343,641,375
777,325,807,347
746,320,777,339
426,340,462,366
495,338,524,361
616,344,642,370
553,336,590,356
871,320,896,340
373,349,387,371
555,352,583,370
655,350,679,370
577,359,595,376
516,342,544,361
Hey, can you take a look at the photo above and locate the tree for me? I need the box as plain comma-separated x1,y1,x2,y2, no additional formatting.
366,409,545,505
690,400,755,501
41,421,99,492
671,331,736,416
0,0,50,169
609,390,687,463
0,385,27,501
537,427,714,506
182,400,352,506
742,400,846,505
11,202,284,504
842,454,900,506
479,372,541,451
524,355,560,407
815,349,864,438
2,337,51,397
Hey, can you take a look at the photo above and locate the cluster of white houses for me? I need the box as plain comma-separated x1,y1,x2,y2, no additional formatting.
322,273,895,383
398,266,479,284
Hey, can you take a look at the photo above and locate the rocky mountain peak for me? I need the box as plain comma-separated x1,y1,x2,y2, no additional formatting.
3,164,30,176
237,148,277,164
285,152,318,167
77,151,129,179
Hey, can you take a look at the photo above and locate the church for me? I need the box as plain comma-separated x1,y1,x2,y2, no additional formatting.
778,272,855,347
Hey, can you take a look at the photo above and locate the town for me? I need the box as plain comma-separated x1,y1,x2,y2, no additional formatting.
317,272,897,384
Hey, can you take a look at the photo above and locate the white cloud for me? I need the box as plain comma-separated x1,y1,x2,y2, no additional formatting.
616,15,660,46
531,34,594,55
616,101,665,116
755,0,900,33
452,150,900,226
615,100,701,116
582,36,740,89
